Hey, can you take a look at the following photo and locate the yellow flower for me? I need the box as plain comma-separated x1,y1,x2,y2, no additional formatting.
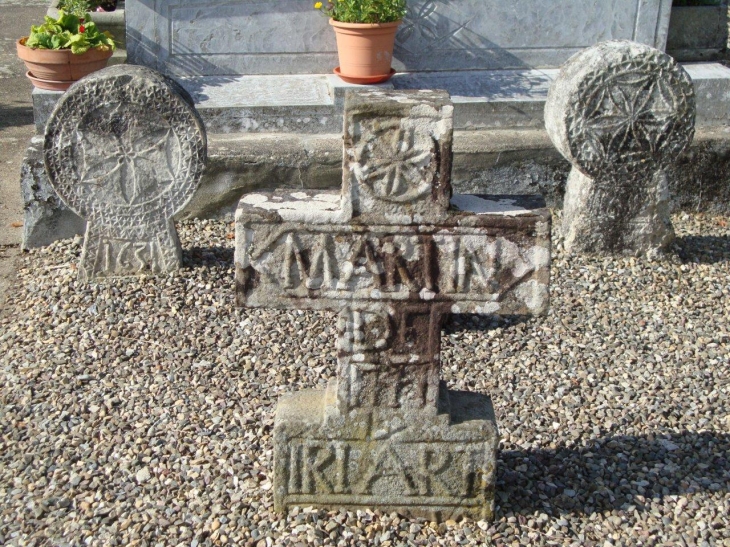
314,1,323,8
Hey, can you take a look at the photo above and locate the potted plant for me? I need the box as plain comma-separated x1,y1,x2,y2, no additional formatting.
16,10,115,91
57,0,118,14
315,0,407,84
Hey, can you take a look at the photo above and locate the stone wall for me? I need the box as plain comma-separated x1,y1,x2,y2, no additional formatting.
127,0,673,76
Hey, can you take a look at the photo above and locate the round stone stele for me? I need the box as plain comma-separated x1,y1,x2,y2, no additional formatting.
43,65,207,236
545,40,695,179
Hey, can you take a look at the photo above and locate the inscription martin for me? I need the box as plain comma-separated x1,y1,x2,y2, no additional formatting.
240,226,549,313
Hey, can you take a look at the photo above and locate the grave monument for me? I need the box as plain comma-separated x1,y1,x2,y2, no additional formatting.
43,65,207,280
235,89,551,520
545,41,696,256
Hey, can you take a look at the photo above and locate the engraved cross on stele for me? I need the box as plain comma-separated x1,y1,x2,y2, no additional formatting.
235,91,550,514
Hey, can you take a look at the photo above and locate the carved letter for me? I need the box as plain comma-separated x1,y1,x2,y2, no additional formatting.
340,237,382,289
117,242,132,269
281,233,309,289
361,445,417,496
303,443,335,494
134,242,148,270
306,234,338,290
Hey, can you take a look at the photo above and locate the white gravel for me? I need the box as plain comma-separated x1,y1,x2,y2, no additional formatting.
0,212,728,546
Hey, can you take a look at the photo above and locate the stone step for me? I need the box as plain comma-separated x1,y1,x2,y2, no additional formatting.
181,64,730,132
21,125,730,249
182,125,730,219
32,63,730,134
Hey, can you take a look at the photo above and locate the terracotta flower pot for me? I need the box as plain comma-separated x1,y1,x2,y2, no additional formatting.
329,19,400,84
16,38,113,91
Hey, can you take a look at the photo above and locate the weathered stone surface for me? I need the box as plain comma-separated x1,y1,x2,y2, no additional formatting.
43,65,207,280
343,90,454,225
30,64,730,135
20,136,85,250
236,190,550,316
235,90,551,520
275,382,498,521
545,40,695,256
127,0,672,76
25,123,730,250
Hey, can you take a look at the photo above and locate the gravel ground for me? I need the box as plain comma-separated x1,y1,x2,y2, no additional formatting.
0,211,728,547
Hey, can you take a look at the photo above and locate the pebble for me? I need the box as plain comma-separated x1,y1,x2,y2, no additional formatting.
0,213,728,546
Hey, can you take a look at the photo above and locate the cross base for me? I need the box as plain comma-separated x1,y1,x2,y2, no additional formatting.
273,380,498,522
80,218,182,281
562,169,675,255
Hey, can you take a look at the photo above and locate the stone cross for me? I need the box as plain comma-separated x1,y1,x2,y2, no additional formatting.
545,40,695,257
44,65,207,281
235,90,551,521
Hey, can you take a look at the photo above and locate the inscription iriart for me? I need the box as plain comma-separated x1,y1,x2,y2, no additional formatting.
283,439,489,502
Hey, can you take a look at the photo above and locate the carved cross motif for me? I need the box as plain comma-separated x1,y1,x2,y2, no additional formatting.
235,89,551,521
78,106,179,207
44,65,207,281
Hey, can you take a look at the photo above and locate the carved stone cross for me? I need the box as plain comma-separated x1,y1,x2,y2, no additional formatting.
235,90,551,521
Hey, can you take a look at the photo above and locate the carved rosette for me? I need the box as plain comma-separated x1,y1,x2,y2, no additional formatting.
544,41,695,256
343,89,453,223
353,118,435,203
43,65,207,279
546,40,695,181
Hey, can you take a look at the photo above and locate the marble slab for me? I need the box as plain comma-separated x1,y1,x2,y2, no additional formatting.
127,0,673,76
32,63,730,134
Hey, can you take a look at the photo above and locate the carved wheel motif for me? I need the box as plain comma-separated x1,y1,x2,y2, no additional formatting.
566,50,695,178
44,68,206,223
355,120,434,202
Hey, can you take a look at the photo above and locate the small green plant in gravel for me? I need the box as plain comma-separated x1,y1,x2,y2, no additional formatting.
314,0,407,23
24,11,115,54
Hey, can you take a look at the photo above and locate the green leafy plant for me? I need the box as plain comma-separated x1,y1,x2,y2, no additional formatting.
23,11,115,54
314,0,407,23
57,0,117,16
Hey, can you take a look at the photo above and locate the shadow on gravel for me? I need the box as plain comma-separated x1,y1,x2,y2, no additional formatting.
673,235,730,264
497,431,729,517
182,246,234,269
0,104,33,130
444,314,533,334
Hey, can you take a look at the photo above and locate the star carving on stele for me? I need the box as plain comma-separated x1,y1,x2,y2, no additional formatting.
582,71,678,163
78,104,179,207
